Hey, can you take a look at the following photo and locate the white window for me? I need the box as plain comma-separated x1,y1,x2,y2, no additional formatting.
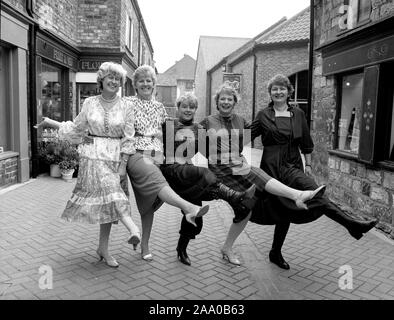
125,15,133,52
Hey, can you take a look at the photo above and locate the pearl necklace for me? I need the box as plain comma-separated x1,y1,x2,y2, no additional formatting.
100,94,119,103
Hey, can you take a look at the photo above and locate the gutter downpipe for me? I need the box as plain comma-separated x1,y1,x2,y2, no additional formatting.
307,0,315,128
29,23,39,178
252,42,257,147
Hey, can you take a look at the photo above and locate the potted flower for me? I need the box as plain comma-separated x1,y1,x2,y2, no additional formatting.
37,140,63,177
57,140,79,182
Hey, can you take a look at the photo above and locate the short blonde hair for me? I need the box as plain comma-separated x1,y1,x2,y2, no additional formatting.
97,62,127,90
132,65,157,89
176,93,198,109
214,83,240,110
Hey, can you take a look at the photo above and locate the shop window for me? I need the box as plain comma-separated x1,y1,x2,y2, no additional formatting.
288,70,308,114
0,46,10,152
77,83,100,111
357,0,371,23
336,72,364,155
39,62,63,122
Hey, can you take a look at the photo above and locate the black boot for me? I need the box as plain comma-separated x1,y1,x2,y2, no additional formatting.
269,223,290,270
323,203,378,240
176,235,191,266
215,182,256,208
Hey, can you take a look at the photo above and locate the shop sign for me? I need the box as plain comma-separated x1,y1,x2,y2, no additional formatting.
323,34,394,75
36,37,78,70
79,59,122,71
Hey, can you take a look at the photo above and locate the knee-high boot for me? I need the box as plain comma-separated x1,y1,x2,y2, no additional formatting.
177,235,191,266
323,202,378,240
269,222,290,270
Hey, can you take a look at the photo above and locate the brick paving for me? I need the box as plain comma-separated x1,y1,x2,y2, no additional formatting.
0,148,394,300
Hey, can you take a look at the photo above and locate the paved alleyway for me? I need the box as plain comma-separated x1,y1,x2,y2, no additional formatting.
1,148,394,300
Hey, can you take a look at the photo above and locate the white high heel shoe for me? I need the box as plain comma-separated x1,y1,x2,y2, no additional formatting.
295,185,326,209
96,249,119,268
185,205,210,227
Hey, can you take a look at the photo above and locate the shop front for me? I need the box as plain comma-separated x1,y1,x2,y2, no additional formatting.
32,31,79,177
0,6,31,187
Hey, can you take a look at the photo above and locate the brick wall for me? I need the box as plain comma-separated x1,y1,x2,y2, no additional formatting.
312,0,394,237
4,0,26,13
232,57,255,123
0,156,18,188
77,0,120,47
122,0,139,66
254,45,309,148
34,0,78,47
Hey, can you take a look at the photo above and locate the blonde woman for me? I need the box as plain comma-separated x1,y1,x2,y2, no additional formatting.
35,62,140,268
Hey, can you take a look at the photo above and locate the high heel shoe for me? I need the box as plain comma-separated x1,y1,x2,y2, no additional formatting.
185,205,210,227
220,248,241,266
96,249,119,268
295,185,326,209
141,252,153,262
128,233,141,251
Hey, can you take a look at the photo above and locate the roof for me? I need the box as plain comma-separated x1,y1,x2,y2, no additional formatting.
211,7,310,71
157,54,196,86
257,6,310,45
197,36,250,70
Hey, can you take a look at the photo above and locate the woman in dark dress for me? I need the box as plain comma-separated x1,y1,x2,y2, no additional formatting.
201,84,326,266
249,74,378,270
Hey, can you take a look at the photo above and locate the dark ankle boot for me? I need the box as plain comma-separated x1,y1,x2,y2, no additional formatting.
269,249,290,270
324,203,378,240
215,182,255,207
176,235,191,266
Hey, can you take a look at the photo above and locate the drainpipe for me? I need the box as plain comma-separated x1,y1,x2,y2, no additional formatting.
252,43,257,147
206,72,211,116
307,0,315,128
29,23,38,177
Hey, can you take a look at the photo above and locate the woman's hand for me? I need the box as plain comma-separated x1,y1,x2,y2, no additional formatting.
34,117,50,129
118,161,127,176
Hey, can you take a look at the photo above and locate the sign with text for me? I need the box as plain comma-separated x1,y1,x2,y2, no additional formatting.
323,34,394,75
36,37,78,70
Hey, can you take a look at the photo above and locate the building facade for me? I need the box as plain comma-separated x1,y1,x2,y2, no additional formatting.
0,0,154,188
156,54,196,117
312,0,394,237
207,8,310,149
194,36,250,122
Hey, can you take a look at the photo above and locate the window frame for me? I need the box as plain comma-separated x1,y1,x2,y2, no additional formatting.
334,70,364,155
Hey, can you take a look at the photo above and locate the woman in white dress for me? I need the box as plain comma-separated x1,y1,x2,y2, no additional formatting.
35,62,140,268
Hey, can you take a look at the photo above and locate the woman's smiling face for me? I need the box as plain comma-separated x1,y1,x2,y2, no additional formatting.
102,73,121,95
135,75,154,99
217,93,236,117
270,85,289,104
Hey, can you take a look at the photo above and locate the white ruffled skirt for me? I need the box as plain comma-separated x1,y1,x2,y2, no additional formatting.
61,137,131,224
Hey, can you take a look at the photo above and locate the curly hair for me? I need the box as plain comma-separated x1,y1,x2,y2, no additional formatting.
96,62,127,90
213,83,240,110
132,65,157,89
176,92,198,109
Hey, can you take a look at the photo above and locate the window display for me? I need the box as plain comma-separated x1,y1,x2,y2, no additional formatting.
337,73,364,154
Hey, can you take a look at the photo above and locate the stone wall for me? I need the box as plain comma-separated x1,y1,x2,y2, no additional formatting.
311,0,394,238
